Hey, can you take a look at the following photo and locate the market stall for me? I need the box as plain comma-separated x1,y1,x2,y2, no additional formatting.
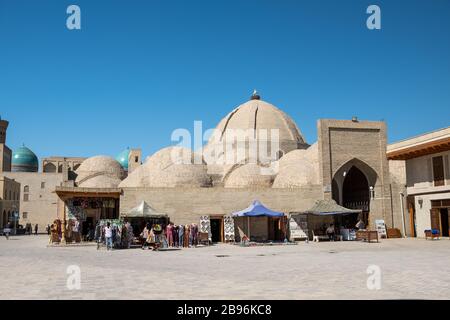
231,200,286,242
122,201,170,237
301,199,362,241
55,186,122,244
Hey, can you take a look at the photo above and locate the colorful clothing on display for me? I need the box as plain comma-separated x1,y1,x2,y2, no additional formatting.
178,225,184,247
184,225,190,248
166,224,174,247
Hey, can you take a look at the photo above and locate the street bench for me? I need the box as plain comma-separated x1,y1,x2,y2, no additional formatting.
312,230,329,242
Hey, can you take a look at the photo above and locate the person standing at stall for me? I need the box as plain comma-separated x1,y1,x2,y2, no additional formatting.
104,222,113,251
326,224,336,241
141,224,150,250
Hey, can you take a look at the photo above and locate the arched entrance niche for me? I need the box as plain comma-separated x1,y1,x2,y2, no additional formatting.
332,158,378,227
43,163,56,173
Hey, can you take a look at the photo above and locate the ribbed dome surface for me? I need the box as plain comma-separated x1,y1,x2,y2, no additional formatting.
272,143,320,188
213,99,305,144
75,156,125,188
204,97,308,180
224,163,274,188
78,175,123,189
119,147,211,188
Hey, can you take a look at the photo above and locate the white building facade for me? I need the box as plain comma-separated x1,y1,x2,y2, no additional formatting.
388,127,450,238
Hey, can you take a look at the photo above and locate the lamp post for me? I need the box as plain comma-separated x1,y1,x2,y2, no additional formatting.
369,186,375,199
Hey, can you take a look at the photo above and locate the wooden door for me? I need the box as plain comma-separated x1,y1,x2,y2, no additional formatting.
430,209,441,232
409,204,416,237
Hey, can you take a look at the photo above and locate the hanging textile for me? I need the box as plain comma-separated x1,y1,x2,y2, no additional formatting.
99,219,123,229
224,215,235,242
66,203,87,221
199,216,212,241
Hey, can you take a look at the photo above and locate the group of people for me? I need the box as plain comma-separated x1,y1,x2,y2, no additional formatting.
140,223,200,250
99,220,134,251
324,218,367,241
25,223,39,235
45,218,205,251
65,219,82,243
2,221,40,239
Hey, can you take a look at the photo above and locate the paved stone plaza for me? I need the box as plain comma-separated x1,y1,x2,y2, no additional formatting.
0,235,449,300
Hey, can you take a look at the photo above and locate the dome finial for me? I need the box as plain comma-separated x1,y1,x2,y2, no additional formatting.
251,89,260,100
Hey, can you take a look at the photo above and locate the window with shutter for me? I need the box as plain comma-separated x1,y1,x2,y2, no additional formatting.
432,156,445,187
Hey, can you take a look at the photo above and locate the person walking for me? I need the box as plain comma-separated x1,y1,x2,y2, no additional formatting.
46,224,51,236
34,224,39,235
3,221,11,240
104,222,113,251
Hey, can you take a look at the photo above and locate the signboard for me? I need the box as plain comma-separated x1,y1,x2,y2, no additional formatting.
375,220,387,239
289,214,309,241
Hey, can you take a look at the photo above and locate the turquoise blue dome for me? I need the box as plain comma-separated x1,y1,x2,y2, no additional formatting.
12,146,39,172
115,148,130,170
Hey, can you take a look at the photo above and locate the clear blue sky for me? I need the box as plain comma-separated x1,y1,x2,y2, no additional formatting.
1,0,449,160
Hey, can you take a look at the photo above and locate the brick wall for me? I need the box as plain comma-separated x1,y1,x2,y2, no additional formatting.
120,186,324,225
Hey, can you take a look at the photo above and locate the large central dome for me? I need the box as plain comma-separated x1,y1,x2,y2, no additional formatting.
204,92,308,182
214,97,305,145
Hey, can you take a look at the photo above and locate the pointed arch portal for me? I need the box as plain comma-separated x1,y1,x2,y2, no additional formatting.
332,158,378,227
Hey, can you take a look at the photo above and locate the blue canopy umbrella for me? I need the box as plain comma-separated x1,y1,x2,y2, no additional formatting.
231,200,284,217
231,200,284,240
